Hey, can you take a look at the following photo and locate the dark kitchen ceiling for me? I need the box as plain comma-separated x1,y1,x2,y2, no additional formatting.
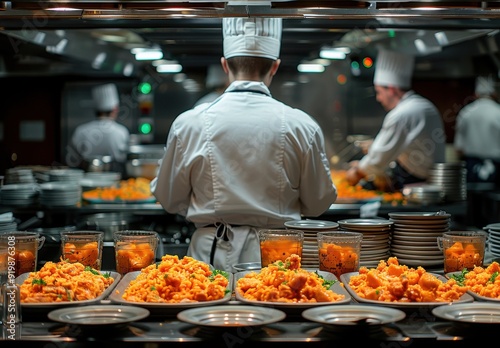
2,1,500,77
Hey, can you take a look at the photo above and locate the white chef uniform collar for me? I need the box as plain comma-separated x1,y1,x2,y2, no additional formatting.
475,75,495,96
373,49,414,89
223,17,282,60
92,83,119,112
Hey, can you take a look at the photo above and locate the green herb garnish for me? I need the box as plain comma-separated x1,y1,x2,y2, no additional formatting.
209,269,230,281
314,271,337,289
32,278,46,286
489,271,499,284
450,268,469,286
84,266,100,276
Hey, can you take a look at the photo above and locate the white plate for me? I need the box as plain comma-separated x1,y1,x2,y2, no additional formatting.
338,218,393,228
234,270,351,309
340,272,474,308
432,302,500,323
284,220,339,230
388,212,451,220
48,305,150,326
391,247,441,256
390,252,442,260
302,304,406,326
177,305,286,328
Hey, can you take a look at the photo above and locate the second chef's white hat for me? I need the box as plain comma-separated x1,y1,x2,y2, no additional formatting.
373,49,415,89
475,75,495,96
92,83,119,112
223,17,282,60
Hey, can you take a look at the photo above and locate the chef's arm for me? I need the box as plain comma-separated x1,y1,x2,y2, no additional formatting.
345,161,367,186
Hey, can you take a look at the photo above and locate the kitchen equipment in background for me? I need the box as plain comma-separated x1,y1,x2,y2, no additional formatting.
402,183,444,205
77,212,142,241
125,144,164,180
81,155,113,173
428,162,467,202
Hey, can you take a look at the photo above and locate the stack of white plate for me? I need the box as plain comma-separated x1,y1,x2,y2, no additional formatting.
485,223,500,257
47,169,85,184
0,212,17,232
388,211,451,268
427,162,467,202
0,183,39,207
337,218,393,268
39,182,82,207
284,219,339,269
4,168,36,184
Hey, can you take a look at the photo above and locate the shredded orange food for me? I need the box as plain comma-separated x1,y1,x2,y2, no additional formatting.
348,257,468,302
331,170,404,203
120,254,230,303
82,177,154,201
450,262,500,299
19,260,114,303
236,254,345,303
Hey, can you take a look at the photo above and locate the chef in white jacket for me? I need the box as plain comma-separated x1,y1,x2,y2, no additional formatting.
151,17,337,272
70,83,130,173
454,75,500,185
346,49,446,191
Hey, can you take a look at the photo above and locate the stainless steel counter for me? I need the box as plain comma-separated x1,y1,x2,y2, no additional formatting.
2,299,488,347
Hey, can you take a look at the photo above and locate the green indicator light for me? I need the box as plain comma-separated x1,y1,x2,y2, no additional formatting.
139,123,152,134
139,82,152,94
388,30,396,38
351,61,360,70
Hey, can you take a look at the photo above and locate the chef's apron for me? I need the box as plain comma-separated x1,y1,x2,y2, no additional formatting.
187,224,260,273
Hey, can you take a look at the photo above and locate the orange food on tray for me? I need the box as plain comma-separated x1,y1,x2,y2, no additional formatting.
348,257,467,302
19,260,114,303
82,177,154,201
449,261,500,299
330,170,404,203
120,255,230,303
236,254,345,303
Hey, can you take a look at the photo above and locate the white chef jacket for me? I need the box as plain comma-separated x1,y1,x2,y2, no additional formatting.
454,97,500,160
151,80,337,272
71,118,130,163
359,91,446,180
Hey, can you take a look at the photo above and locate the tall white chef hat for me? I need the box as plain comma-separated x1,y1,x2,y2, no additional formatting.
223,17,282,60
206,64,228,89
92,83,119,112
475,75,495,96
373,49,415,89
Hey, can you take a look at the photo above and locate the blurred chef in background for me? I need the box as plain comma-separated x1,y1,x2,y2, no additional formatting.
454,75,500,186
346,49,446,191
151,17,337,272
193,64,229,107
70,83,130,174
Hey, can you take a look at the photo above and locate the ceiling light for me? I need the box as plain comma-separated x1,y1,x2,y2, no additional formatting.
297,63,325,73
319,47,349,60
156,63,183,74
135,50,163,61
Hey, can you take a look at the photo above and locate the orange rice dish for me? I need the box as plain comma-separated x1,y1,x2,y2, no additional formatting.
348,257,468,302
120,254,229,303
19,260,114,303
449,261,500,299
236,254,345,303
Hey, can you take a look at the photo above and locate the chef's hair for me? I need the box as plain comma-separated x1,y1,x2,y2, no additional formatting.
226,56,274,79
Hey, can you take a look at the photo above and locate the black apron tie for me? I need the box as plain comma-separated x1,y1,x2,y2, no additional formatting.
209,223,229,266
